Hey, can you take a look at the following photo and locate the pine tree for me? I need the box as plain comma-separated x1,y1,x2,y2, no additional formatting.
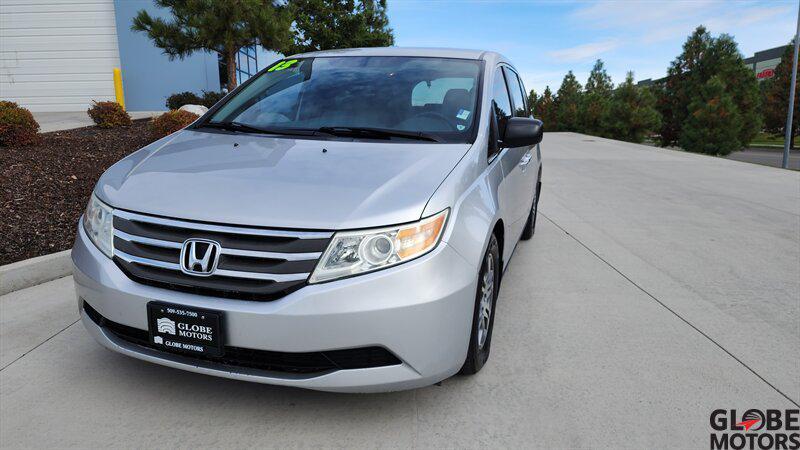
657,26,760,149
609,72,661,143
585,59,613,94
527,89,538,114
679,76,742,155
535,86,557,131
132,0,292,91
580,59,613,136
555,71,582,132
287,0,394,55
762,42,797,148
657,26,713,146
710,34,761,147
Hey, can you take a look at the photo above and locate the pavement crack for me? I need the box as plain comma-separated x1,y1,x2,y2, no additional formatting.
540,212,799,408
0,318,80,372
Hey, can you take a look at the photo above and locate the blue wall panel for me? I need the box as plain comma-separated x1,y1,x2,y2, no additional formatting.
113,0,221,111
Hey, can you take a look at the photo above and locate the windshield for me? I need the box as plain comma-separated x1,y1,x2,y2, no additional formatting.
205,56,482,143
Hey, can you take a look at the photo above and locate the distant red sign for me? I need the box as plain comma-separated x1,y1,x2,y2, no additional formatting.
757,68,775,79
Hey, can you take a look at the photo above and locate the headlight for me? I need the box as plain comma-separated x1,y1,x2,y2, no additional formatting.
83,193,114,258
309,209,449,283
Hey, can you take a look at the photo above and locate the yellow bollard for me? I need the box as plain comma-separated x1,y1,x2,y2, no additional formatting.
113,68,125,110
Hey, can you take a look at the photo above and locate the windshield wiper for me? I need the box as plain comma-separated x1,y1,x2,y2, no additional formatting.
200,121,314,136
315,126,444,143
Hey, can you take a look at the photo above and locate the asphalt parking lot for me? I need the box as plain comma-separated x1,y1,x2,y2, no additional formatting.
1,132,798,448
725,147,800,170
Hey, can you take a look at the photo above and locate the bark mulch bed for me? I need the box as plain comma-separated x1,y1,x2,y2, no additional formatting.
1,120,157,266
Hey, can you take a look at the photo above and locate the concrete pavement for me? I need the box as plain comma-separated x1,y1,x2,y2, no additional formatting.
1,132,798,448
33,111,163,133
543,133,799,402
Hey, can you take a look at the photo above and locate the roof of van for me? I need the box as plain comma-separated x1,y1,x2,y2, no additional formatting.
288,47,496,60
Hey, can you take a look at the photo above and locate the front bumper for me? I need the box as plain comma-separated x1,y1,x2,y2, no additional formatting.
72,226,478,393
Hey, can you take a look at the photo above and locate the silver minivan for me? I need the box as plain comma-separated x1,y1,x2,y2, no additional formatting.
73,47,543,392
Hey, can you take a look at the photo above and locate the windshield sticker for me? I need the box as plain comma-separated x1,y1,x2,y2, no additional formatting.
457,124,466,131
456,109,471,120
268,59,298,72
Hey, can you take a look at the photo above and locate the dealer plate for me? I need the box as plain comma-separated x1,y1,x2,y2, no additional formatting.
147,302,224,357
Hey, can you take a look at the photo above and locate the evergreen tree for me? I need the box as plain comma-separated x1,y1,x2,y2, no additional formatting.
710,34,761,146
657,26,713,146
762,42,797,148
657,26,760,149
585,59,613,94
555,71,582,132
527,89,538,114
679,76,742,155
608,72,661,143
580,59,613,136
132,0,292,91
535,86,557,131
287,0,394,54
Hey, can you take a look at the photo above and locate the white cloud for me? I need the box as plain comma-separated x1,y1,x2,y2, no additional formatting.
571,0,717,30
548,40,619,62
570,0,794,45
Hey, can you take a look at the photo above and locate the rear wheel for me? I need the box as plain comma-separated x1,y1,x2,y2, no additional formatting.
520,178,541,240
459,234,501,375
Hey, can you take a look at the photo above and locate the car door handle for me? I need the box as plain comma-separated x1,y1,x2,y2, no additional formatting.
519,152,532,167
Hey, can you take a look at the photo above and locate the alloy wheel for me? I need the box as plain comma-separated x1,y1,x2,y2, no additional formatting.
477,252,495,349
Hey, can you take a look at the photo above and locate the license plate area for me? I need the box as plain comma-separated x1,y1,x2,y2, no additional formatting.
147,301,224,357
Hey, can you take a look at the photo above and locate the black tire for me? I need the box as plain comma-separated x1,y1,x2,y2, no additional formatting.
459,234,501,375
520,179,541,240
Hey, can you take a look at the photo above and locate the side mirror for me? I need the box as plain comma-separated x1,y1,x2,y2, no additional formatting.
503,117,543,147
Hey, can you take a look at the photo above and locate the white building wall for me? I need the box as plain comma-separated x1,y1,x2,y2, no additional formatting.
0,0,121,112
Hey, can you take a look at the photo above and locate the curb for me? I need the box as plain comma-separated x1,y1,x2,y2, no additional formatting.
0,250,73,296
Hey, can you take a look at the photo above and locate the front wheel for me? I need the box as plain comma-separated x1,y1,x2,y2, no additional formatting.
459,234,501,375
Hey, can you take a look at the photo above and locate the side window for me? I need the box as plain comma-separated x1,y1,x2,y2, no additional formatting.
503,67,528,117
492,69,512,141
516,72,530,117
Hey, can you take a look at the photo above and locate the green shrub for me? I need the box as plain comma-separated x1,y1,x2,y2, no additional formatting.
0,105,40,147
150,110,199,139
87,101,131,128
166,91,203,110
201,90,225,108
0,100,20,112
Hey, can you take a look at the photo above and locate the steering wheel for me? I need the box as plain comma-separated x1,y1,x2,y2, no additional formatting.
414,111,456,131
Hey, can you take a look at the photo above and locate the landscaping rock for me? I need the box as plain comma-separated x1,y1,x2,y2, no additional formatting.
178,104,209,116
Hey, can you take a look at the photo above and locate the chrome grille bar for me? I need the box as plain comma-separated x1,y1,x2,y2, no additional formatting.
115,209,332,239
115,250,310,283
220,247,321,261
114,229,321,261
114,230,182,249
115,249,181,271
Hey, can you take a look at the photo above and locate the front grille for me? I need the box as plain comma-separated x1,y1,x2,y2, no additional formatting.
112,209,332,301
83,301,402,374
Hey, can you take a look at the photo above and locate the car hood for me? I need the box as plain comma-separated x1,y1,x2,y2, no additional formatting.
97,130,470,230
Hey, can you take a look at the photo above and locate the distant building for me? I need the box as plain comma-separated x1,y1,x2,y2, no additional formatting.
743,45,788,82
0,0,280,112
636,44,790,88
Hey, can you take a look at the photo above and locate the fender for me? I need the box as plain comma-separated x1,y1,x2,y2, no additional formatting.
423,137,506,271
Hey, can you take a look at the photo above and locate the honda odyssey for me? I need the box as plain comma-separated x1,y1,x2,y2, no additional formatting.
73,47,543,392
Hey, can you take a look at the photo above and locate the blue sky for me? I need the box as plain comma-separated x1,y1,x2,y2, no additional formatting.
387,0,798,94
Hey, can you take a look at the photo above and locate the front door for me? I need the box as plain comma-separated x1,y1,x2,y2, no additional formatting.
503,66,538,228
492,67,534,246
